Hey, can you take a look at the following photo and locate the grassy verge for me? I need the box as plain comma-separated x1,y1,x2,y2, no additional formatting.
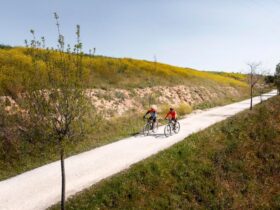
193,88,272,110
50,96,280,210
0,113,145,180
0,91,253,181
193,95,245,110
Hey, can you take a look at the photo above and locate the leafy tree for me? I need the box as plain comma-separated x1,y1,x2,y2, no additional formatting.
265,75,275,84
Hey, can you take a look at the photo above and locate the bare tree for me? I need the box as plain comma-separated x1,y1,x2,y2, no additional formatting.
247,62,261,110
257,69,270,103
18,13,91,210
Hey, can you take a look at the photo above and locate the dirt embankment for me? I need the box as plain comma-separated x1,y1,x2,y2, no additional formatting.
1,85,246,118
86,85,245,117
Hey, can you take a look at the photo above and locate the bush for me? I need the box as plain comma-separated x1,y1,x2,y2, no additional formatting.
158,102,192,118
115,91,126,101
0,44,12,49
176,102,192,116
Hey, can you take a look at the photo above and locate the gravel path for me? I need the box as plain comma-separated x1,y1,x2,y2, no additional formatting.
0,90,277,210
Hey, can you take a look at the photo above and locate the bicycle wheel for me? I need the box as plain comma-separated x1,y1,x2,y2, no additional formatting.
143,123,151,136
173,121,180,134
164,124,171,137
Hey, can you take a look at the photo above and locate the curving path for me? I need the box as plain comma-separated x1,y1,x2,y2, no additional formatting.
0,90,277,210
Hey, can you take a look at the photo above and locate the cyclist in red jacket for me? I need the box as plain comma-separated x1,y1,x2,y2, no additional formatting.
165,107,177,122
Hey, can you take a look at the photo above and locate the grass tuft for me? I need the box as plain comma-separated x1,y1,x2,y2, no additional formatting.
176,102,192,116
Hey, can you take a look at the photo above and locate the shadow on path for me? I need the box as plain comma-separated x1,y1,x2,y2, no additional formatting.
134,132,167,139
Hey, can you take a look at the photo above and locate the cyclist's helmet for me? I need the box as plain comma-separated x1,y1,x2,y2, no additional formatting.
151,105,157,111
170,107,174,111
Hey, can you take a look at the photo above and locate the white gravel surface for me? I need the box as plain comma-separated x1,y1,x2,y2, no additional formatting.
0,90,277,210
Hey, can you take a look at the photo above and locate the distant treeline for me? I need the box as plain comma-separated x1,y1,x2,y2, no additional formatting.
0,44,12,49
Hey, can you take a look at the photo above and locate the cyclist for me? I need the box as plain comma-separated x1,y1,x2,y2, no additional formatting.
143,105,157,130
165,107,177,127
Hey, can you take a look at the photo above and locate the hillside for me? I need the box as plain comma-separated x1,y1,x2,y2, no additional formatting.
50,96,280,210
0,47,251,117
0,47,262,181
0,47,246,92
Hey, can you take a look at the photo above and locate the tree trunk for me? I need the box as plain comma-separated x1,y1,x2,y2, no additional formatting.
60,146,66,210
250,85,253,110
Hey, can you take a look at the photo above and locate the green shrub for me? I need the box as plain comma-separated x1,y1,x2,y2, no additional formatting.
176,102,192,116
115,91,126,101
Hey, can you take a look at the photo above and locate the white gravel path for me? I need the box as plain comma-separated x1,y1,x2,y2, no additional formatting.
0,90,277,210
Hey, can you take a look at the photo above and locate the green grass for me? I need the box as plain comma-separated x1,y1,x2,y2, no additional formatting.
209,71,247,82
0,112,144,180
50,96,280,210
193,95,244,110
0,91,254,181
0,89,247,181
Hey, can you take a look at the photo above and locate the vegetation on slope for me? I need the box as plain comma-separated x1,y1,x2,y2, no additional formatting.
0,46,262,181
0,111,145,180
50,96,280,210
209,71,247,82
0,47,247,96
0,44,255,182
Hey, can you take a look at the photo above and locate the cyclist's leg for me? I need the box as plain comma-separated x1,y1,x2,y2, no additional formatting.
152,117,157,130
148,116,153,130
172,118,176,129
168,118,172,124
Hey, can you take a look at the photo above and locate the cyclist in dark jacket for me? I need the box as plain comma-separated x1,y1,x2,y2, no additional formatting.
143,105,157,130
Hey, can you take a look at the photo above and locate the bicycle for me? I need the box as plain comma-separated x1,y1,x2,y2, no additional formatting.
142,117,159,136
164,119,180,137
